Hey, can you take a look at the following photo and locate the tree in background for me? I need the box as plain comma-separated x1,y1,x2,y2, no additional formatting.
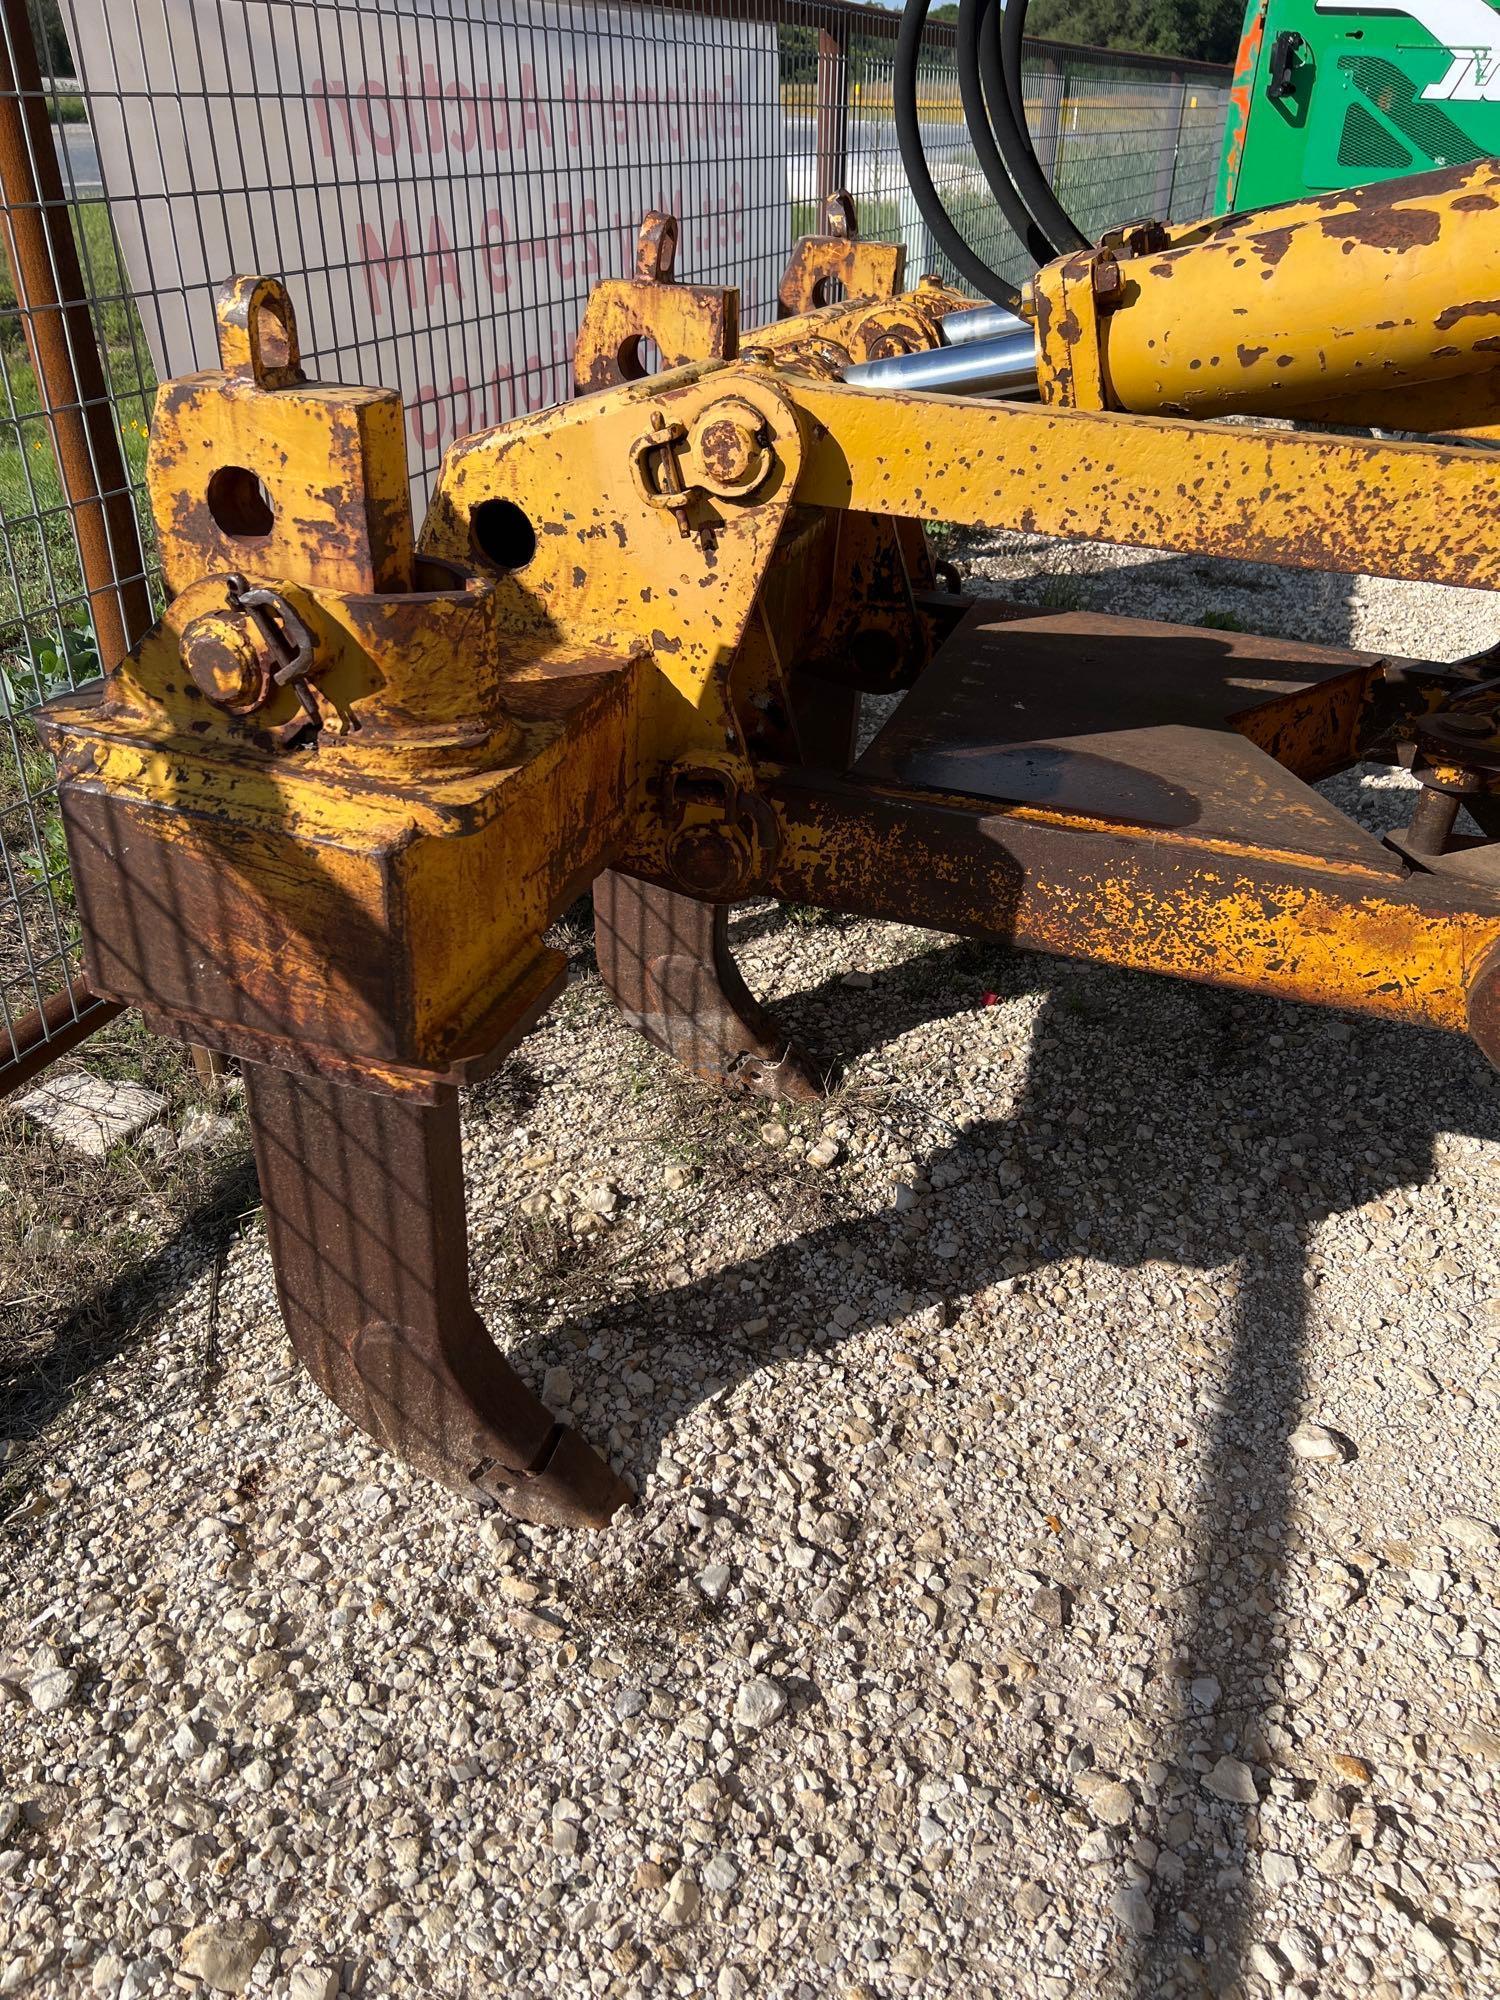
924,0,1244,64
1005,0,1243,61
32,1,77,79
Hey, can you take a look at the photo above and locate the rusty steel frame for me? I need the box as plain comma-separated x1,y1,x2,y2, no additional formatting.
576,198,929,1106
762,767,1500,1049
33,162,1500,1526
0,974,122,1093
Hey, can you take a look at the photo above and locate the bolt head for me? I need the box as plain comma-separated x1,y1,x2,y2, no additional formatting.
667,822,752,899
182,612,268,712
695,420,767,495
692,398,775,497
1091,251,1125,308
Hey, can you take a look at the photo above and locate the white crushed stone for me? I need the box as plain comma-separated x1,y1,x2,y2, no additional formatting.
1,541,1497,1999
1288,1421,1347,1462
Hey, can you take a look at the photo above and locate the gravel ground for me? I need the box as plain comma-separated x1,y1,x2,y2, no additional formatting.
2,537,1498,2000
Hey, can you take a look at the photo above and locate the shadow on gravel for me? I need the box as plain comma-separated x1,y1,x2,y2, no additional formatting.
0,1150,258,1527
508,934,1498,1997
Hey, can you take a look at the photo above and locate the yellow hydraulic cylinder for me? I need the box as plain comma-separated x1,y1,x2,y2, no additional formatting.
1097,158,1500,420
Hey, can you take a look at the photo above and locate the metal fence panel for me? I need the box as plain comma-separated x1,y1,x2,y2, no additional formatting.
0,0,1228,1083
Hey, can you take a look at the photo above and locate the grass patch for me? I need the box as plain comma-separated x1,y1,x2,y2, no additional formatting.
0,198,158,676
0,708,78,1006
1029,574,1089,612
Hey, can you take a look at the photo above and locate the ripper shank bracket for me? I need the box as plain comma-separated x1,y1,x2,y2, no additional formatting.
38,165,1500,1524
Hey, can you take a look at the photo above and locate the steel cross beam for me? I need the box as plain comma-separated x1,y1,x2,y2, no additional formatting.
762,765,1500,1055
791,378,1500,590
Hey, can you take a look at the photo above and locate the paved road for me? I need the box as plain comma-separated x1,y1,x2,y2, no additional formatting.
53,122,100,193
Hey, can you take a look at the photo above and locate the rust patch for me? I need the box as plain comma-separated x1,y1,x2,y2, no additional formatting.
698,417,751,486
1236,344,1268,367
1248,227,1295,270
1318,204,1442,252
1434,298,1500,330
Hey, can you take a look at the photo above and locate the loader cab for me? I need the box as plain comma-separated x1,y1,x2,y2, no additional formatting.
1216,0,1500,211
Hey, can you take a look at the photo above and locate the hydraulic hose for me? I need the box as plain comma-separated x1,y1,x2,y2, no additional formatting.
980,0,1026,160
895,0,1093,309
956,0,1055,266
894,0,1025,307
992,0,1089,252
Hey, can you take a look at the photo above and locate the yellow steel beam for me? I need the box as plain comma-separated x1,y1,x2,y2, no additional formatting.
787,374,1500,589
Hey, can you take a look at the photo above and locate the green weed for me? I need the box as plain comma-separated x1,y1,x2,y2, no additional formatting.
1032,574,1088,612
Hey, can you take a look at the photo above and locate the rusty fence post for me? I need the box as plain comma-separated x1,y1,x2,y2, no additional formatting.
0,0,152,667
0,0,152,1091
0,979,121,1094
815,17,851,205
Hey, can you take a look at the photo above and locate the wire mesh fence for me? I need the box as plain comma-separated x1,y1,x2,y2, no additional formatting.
0,0,1228,1084
825,19,1229,293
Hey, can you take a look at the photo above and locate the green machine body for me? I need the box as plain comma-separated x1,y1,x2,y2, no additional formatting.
1217,0,1500,211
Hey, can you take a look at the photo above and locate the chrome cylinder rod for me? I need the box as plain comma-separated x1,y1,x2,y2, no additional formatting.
939,303,1030,347
843,326,1038,397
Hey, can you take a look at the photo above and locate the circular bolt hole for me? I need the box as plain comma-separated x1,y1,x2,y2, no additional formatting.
811,276,846,308
471,497,538,572
206,465,274,539
616,333,665,381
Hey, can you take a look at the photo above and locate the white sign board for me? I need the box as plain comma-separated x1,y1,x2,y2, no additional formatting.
72,0,786,486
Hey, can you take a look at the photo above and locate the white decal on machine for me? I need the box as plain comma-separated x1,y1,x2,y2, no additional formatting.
1317,0,1500,98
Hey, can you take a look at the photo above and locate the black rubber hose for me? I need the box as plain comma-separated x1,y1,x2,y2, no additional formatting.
956,0,1055,266
894,0,1025,306
986,0,1024,133
991,0,1090,252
